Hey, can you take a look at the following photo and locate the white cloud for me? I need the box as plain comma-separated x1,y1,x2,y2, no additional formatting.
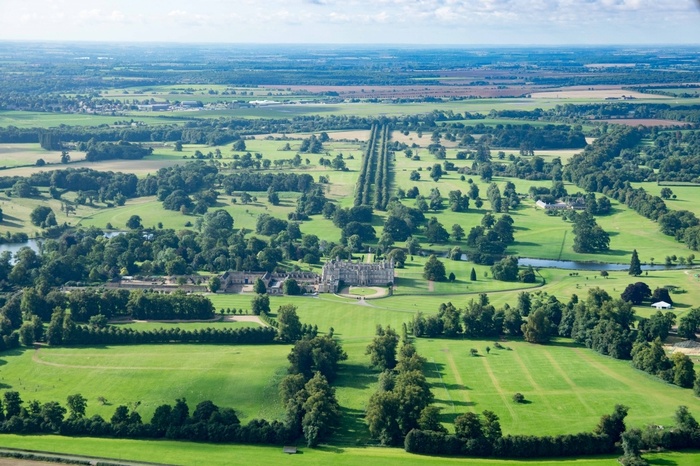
0,0,698,43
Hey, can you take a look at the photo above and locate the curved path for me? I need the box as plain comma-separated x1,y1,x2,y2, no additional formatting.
336,286,388,299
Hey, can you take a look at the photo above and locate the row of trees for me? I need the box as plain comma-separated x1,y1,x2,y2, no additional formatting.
404,404,627,459
281,334,347,447
365,326,438,446
0,391,291,445
355,123,380,207
373,125,392,211
413,296,523,339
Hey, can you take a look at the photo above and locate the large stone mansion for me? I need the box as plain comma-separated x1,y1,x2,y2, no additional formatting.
319,259,395,293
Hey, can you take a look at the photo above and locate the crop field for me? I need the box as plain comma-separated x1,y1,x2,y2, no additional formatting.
0,344,289,423
529,89,670,100
0,110,190,128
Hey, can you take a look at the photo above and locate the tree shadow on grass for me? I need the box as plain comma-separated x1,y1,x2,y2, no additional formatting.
333,407,369,446
334,363,375,391
435,398,474,409
602,248,628,257
439,382,472,392
440,409,478,425
647,459,678,466
546,339,582,349
394,277,427,290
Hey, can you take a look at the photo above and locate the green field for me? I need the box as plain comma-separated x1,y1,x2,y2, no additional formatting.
420,337,700,435
2,435,699,466
0,344,288,423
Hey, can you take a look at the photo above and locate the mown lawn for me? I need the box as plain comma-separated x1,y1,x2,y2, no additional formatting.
418,337,700,436
0,435,697,466
0,344,289,423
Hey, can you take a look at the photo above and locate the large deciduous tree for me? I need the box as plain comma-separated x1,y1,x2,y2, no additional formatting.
422,255,446,281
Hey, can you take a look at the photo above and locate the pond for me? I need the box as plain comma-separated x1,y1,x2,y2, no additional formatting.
0,231,124,260
456,253,688,272
518,257,688,272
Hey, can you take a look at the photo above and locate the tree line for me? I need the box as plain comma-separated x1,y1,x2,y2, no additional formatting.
0,391,291,445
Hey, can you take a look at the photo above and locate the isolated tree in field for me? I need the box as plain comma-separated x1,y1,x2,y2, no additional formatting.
621,282,651,305
452,224,465,241
232,139,246,151
424,217,449,243
60,150,70,163
629,249,642,276
251,293,270,315
267,188,280,206
366,325,400,371
423,254,446,281
572,212,610,253
126,215,142,230
406,237,420,255
660,187,673,199
277,304,303,343
30,206,54,227
430,164,443,182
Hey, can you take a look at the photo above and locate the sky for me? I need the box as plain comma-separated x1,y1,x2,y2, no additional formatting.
1,0,699,45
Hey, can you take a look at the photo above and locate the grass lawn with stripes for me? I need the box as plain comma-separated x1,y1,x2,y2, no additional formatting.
419,337,700,435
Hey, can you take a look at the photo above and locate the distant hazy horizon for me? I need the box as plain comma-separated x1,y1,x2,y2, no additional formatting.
1,0,699,45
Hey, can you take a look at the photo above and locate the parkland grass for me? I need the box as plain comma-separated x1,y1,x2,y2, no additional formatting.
0,436,698,466
0,344,289,423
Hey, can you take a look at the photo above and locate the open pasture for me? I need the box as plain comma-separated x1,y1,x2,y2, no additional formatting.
0,144,87,168
3,435,700,466
0,344,288,423
389,157,690,263
631,181,700,219
0,191,102,236
419,337,700,435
